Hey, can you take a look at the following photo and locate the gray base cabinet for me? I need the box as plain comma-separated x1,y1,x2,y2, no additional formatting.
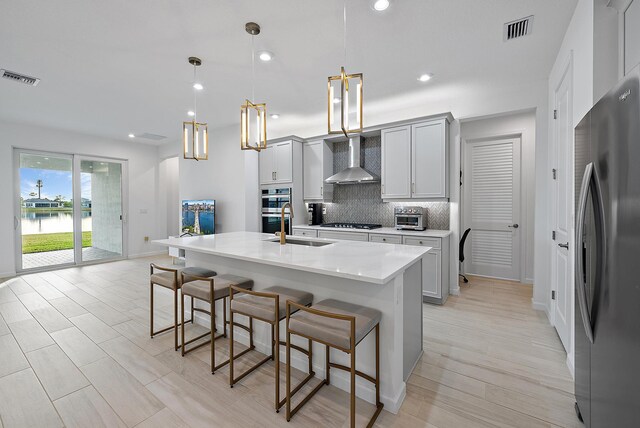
293,226,451,304
402,236,450,304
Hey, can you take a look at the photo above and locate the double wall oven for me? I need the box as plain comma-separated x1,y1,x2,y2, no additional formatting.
261,188,292,235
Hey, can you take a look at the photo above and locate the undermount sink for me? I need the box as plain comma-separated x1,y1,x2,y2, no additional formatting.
266,237,333,247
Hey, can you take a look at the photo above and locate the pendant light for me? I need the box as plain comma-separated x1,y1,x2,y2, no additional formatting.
240,22,267,152
183,57,208,161
328,0,363,137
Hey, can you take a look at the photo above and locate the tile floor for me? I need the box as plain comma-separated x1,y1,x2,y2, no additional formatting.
0,256,578,427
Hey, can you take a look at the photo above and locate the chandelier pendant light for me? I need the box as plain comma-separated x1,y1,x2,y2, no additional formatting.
241,22,267,152
328,1,363,137
183,57,208,161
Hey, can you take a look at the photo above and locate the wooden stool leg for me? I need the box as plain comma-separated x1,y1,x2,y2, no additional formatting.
286,329,292,421
210,294,215,374
274,319,280,412
149,281,154,338
376,324,380,407
326,345,330,385
181,292,186,357
229,307,235,386
173,288,179,351
350,346,356,428
191,296,194,324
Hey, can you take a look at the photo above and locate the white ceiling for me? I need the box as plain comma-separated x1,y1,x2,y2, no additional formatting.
0,0,577,145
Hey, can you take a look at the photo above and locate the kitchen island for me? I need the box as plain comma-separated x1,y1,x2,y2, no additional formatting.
153,231,430,413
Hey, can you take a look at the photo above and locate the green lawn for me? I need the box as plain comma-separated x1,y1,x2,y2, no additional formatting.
22,232,92,254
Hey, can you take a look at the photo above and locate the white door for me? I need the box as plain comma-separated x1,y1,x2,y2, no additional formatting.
464,138,521,280
259,147,273,184
303,142,322,199
274,141,292,183
381,126,411,199
551,62,572,351
412,120,447,198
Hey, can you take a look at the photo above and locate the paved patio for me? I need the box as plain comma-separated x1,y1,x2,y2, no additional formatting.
22,247,120,269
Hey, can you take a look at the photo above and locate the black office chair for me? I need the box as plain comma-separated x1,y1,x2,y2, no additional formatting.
459,228,471,283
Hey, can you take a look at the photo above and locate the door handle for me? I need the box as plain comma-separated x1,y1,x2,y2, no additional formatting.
508,224,519,229
575,162,596,344
14,216,19,230
558,242,569,249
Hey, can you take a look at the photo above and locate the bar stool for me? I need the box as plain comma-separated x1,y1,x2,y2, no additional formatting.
149,264,217,351
229,286,315,412
180,272,253,374
285,299,383,428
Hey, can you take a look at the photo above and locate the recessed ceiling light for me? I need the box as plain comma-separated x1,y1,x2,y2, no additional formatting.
417,73,433,82
187,110,195,117
193,83,203,90
258,51,274,62
271,114,280,119
332,97,341,104
372,0,390,11
128,133,135,138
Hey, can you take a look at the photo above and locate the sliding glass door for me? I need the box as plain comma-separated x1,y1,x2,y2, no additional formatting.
16,152,76,270
14,149,126,271
78,158,123,262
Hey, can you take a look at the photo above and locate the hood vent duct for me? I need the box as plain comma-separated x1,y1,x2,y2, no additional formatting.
1,69,40,86
325,136,380,185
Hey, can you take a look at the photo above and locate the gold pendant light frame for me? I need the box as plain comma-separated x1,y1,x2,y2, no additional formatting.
240,22,268,152
240,99,267,151
183,56,208,161
328,66,363,137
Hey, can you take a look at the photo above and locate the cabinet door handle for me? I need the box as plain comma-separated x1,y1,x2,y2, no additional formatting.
412,183,415,194
320,186,323,195
558,242,569,249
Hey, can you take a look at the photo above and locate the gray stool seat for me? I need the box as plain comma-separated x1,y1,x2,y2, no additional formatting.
230,286,313,322
151,266,216,290
182,274,253,301
288,299,382,350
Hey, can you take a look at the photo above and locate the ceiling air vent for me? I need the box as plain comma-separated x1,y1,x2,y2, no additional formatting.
503,15,534,41
137,133,167,141
0,69,40,86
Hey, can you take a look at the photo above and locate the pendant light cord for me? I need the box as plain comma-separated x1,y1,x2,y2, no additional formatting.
193,63,197,121
251,34,256,101
343,0,347,67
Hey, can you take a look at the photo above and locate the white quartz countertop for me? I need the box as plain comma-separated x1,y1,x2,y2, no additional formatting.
154,231,430,285
293,225,452,238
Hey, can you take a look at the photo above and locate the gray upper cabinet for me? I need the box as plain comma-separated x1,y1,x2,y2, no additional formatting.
303,140,333,201
412,119,449,198
381,118,449,200
381,126,412,199
260,140,293,185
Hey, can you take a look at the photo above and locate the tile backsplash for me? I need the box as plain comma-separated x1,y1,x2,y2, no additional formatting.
322,136,450,230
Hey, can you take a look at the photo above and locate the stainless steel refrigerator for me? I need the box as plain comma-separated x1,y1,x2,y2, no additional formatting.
574,66,640,427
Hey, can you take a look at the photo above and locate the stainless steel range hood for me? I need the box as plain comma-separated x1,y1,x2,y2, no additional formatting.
325,136,380,184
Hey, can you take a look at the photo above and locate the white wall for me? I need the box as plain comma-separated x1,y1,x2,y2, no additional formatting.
0,119,166,277
178,124,259,234
545,0,595,374
157,156,179,237
460,110,536,284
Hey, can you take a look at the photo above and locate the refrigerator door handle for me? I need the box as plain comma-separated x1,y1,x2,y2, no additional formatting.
575,162,595,344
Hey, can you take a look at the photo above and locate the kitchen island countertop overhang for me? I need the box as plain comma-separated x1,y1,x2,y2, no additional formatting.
154,231,431,285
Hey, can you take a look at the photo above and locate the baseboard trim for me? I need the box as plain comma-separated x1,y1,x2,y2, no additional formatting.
566,353,575,379
449,285,460,296
192,310,406,414
531,299,551,321
128,250,166,259
0,270,17,279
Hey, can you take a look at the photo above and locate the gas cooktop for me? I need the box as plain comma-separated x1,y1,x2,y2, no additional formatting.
320,222,382,230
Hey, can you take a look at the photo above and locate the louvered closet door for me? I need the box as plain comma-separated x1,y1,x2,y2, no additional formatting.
464,138,521,280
